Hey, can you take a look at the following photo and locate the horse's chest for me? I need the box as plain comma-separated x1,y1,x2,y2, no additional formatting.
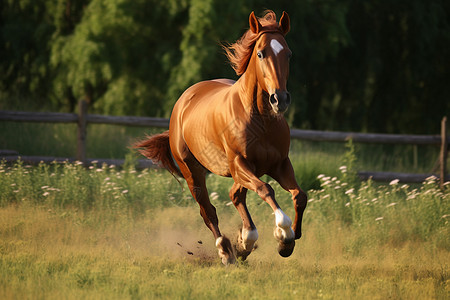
246,141,284,173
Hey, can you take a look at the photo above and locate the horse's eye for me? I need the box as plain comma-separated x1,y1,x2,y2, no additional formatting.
257,51,264,59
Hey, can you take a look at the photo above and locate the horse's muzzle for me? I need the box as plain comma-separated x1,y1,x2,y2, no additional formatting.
269,90,291,114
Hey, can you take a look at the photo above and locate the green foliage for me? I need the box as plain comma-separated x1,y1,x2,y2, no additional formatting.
1,0,449,133
340,139,359,187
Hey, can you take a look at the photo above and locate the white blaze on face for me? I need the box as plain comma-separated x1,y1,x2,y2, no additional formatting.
270,39,284,56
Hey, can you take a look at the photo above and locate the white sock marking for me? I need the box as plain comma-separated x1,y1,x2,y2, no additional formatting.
215,237,223,247
242,228,259,242
241,228,258,251
270,39,284,56
275,208,292,228
274,209,295,241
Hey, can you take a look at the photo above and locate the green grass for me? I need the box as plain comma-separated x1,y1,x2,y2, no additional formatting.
0,160,448,299
0,122,160,158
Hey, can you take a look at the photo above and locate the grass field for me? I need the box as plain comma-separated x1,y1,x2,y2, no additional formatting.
0,158,448,299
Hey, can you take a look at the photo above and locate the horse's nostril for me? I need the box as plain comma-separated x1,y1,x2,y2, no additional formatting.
270,94,278,105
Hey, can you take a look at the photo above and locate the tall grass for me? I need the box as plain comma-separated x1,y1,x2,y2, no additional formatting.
1,155,448,239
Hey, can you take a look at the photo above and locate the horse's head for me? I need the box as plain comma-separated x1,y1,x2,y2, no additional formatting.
250,11,292,115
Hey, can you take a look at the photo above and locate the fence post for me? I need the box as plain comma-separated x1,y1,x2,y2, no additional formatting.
441,116,448,189
77,100,87,163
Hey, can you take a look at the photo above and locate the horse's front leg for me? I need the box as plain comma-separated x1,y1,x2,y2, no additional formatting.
270,158,308,240
230,156,295,257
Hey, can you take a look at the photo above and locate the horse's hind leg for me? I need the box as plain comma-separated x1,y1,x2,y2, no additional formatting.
229,182,258,260
173,153,235,265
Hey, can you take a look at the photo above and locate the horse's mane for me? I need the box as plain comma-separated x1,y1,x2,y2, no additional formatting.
224,10,283,76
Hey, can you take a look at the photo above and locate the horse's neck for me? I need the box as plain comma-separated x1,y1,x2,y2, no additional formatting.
235,72,272,120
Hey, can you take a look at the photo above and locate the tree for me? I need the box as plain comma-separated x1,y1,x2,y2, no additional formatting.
1,0,449,133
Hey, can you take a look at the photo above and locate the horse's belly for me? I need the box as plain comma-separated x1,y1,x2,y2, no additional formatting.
191,139,230,176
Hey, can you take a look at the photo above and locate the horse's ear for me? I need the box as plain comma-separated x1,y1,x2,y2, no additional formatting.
279,11,290,35
249,11,262,34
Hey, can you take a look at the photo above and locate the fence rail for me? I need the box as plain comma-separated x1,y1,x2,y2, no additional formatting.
0,110,170,128
289,129,442,145
1,104,448,185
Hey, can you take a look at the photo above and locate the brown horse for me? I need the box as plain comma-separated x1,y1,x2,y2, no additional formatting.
136,10,307,264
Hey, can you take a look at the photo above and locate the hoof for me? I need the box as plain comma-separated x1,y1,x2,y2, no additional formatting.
234,228,257,261
216,236,236,265
278,240,295,258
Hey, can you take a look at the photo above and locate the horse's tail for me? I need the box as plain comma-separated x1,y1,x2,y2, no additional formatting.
134,131,183,178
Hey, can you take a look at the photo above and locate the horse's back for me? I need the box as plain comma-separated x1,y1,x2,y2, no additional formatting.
178,79,234,107
168,79,236,176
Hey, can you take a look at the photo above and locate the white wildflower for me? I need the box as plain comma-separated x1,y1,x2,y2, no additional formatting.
122,190,129,194
323,180,332,186
345,202,350,207
345,188,354,195
210,192,219,201
389,179,400,185
41,186,49,189
406,194,416,200
375,217,384,221
386,202,397,208
425,175,437,182
43,192,50,197
317,174,325,179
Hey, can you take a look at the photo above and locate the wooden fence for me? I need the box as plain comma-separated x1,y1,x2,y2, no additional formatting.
1,101,448,186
